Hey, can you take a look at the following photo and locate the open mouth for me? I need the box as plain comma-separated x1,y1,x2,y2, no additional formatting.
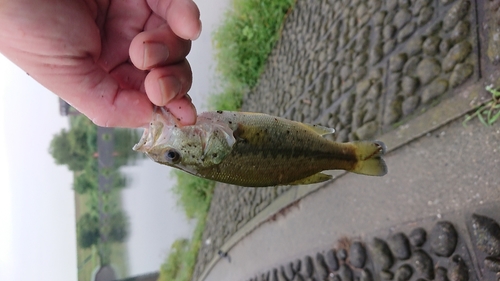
133,123,158,152
133,107,180,152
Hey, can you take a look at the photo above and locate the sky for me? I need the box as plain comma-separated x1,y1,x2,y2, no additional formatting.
119,161,196,276
0,0,230,280
0,55,76,280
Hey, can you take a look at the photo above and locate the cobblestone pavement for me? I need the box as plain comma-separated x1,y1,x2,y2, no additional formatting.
193,184,293,277
192,0,500,280
239,208,500,281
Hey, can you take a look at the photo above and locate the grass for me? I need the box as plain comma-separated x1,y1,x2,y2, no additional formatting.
159,0,295,279
75,193,101,281
102,133,111,141
96,190,129,277
463,85,500,126
209,0,295,110
208,85,244,111
159,239,190,280
108,242,129,278
171,170,215,219
76,188,129,281
158,174,213,281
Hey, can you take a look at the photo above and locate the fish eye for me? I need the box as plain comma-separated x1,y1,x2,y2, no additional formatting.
164,149,181,164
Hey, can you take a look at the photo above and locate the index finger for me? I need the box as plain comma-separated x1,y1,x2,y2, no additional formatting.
147,0,202,40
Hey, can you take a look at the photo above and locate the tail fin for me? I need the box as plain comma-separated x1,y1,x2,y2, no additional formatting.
350,141,388,176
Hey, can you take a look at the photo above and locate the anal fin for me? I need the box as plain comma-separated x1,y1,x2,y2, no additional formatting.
288,172,332,185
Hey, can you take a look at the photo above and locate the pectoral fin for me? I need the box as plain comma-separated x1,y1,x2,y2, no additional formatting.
288,172,332,185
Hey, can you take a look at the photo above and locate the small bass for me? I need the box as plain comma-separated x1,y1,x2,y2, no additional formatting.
133,108,387,187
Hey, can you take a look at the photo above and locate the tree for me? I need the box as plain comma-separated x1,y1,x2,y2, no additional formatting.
49,129,87,171
73,171,98,194
99,167,128,191
49,115,97,171
77,213,100,249
111,170,127,190
112,128,142,168
73,160,99,194
108,211,129,243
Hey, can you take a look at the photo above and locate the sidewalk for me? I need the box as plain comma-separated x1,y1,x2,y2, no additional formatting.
203,109,500,281
193,0,500,280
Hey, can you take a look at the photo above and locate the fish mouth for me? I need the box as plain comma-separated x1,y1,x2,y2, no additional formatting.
132,124,158,152
133,107,179,152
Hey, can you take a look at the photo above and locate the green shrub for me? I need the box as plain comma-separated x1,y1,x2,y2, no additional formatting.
209,0,294,111
49,115,97,171
73,171,98,194
165,170,214,281
76,213,100,249
208,85,244,111
158,211,210,281
158,239,190,281
463,85,500,126
213,0,294,88
160,0,294,279
178,211,209,281
171,170,214,219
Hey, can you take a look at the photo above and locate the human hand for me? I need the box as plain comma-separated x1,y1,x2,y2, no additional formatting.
0,0,201,128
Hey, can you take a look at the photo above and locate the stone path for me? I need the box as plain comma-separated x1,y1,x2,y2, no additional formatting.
193,184,293,278
239,209,500,281
192,0,500,280
199,116,500,281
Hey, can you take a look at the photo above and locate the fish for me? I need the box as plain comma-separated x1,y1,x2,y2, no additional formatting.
133,107,387,187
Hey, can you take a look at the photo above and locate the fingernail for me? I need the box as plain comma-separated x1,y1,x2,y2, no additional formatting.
159,76,182,105
192,20,202,40
143,42,169,69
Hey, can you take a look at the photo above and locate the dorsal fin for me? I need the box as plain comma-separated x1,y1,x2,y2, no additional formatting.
299,123,336,136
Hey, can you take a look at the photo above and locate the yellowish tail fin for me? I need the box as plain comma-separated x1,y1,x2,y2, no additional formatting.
351,141,387,176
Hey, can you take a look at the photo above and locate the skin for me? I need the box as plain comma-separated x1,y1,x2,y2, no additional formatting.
0,0,202,128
